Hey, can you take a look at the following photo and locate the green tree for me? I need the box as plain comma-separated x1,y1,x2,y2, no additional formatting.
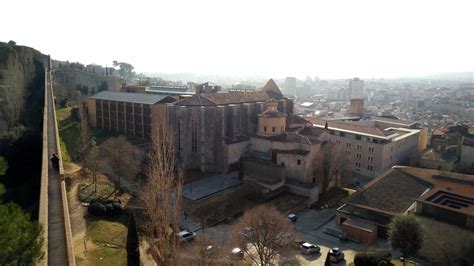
0,155,8,175
0,189,44,264
388,214,424,266
113,61,135,77
98,81,108,92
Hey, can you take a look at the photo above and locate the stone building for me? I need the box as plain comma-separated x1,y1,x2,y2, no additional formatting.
88,91,175,138
165,79,292,173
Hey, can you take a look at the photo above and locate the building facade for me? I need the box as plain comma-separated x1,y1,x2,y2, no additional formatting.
165,79,293,173
311,118,423,177
348,77,364,99
88,91,175,138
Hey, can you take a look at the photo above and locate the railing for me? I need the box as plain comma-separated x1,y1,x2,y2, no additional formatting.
38,69,49,266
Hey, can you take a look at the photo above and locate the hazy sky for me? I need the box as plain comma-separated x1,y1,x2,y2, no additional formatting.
2,0,473,79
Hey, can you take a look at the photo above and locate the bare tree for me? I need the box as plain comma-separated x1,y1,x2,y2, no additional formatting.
140,125,184,265
229,205,295,266
313,142,351,194
77,100,90,162
100,136,141,197
83,139,99,193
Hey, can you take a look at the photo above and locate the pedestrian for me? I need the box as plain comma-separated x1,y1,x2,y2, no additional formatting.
50,153,60,172
184,211,188,220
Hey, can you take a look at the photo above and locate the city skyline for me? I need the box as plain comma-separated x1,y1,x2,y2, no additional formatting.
2,0,474,79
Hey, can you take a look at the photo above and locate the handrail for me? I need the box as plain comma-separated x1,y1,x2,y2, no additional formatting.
37,69,49,266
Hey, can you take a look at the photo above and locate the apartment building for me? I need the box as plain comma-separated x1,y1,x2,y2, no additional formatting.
87,91,175,138
312,118,425,177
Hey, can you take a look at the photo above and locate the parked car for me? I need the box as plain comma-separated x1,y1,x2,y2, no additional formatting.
300,242,320,255
329,247,345,262
177,231,196,243
230,247,244,259
288,213,297,222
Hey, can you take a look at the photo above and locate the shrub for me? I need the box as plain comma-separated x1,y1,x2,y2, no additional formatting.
88,202,106,216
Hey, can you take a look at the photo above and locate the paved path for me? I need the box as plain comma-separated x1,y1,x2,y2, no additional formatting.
46,72,68,265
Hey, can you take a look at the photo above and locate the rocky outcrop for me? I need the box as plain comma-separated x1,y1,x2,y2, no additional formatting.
0,41,47,137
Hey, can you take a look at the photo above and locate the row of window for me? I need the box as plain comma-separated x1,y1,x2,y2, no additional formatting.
335,139,376,153
355,161,374,171
263,126,284,133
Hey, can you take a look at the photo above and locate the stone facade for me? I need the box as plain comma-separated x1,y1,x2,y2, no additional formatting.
166,79,292,172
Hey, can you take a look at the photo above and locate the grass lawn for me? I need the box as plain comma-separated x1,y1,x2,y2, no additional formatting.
56,107,113,163
391,259,418,266
56,107,79,162
83,216,128,266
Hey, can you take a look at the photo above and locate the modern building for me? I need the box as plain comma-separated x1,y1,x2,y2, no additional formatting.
348,78,364,99
337,166,474,244
121,84,194,99
285,77,297,95
87,91,175,138
310,117,425,177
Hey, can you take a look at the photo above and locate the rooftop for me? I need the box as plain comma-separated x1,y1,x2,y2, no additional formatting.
173,79,283,106
343,168,432,214
90,91,174,105
311,119,392,138
182,172,242,201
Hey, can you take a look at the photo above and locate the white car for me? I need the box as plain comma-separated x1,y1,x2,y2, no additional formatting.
230,247,244,258
300,242,320,255
177,231,196,243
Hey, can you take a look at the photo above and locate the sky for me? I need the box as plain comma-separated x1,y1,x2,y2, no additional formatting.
2,0,474,79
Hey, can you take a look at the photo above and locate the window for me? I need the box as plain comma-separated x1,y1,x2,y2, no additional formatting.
272,126,275,132
191,117,198,153
367,164,373,171
336,140,341,144
356,135,361,140
356,153,362,159
264,126,267,132
368,146,374,153
346,142,352,148
357,144,362,150
346,151,351,155
297,159,301,165
355,162,361,168
368,155,374,162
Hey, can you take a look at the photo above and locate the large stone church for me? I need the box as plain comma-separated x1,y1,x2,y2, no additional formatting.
165,79,294,172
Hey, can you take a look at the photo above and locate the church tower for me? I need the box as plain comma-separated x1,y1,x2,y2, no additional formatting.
257,100,287,136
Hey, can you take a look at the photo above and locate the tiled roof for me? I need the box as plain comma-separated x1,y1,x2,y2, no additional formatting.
288,114,309,125
262,79,282,97
373,116,415,126
344,168,432,214
174,79,284,106
90,91,174,105
310,119,392,137
259,110,287,118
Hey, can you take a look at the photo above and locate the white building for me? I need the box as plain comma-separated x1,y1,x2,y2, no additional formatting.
348,78,364,99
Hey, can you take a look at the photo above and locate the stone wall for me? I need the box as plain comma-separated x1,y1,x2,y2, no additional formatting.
53,68,123,93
